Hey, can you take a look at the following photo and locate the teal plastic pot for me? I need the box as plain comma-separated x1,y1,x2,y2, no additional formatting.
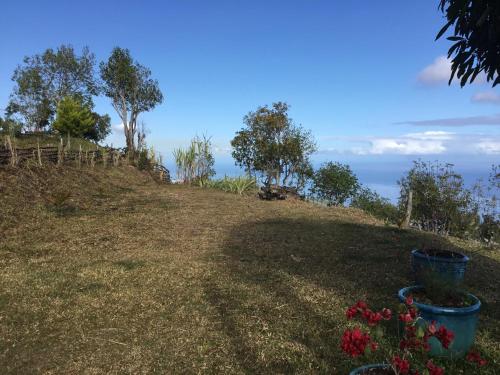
349,364,391,374
411,249,469,287
398,286,481,358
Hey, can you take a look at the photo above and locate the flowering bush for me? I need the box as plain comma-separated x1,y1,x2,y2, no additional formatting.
341,297,487,374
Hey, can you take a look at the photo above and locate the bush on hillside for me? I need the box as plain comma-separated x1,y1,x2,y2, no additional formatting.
351,187,400,223
311,162,359,206
398,160,478,237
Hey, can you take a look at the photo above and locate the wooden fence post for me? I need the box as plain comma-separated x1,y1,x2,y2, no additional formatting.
6,135,17,167
37,140,42,166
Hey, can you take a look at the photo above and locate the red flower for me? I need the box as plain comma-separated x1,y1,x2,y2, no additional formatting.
422,340,431,352
426,360,444,375
366,311,383,326
341,327,371,358
355,301,368,311
405,295,414,306
370,341,378,351
427,321,437,335
381,308,392,320
392,355,410,374
467,351,487,367
346,306,358,320
408,307,417,319
362,308,372,320
399,313,413,323
434,326,454,349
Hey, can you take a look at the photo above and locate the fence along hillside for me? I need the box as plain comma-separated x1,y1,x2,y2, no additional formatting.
0,135,170,183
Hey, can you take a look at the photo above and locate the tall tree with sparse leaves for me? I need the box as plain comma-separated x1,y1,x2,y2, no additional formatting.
100,47,163,154
436,0,500,86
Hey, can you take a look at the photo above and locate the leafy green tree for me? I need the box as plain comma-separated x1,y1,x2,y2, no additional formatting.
85,113,111,142
351,187,400,223
311,162,359,206
7,45,97,131
52,97,95,138
0,116,23,136
398,160,478,236
436,0,500,86
231,102,316,189
100,47,163,153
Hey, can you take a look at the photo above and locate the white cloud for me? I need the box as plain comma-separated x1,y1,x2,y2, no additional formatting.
471,91,500,105
364,139,446,155
476,140,500,154
213,145,232,155
417,56,452,86
112,123,124,133
320,131,500,156
417,56,486,86
348,131,453,155
405,130,454,140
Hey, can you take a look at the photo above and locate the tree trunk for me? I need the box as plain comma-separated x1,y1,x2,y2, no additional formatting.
400,190,413,229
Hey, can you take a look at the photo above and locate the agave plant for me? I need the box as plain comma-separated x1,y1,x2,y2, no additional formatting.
206,176,257,195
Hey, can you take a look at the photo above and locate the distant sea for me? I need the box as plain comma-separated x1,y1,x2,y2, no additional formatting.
164,156,494,204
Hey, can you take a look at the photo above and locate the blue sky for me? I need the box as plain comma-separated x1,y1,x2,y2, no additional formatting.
0,0,498,198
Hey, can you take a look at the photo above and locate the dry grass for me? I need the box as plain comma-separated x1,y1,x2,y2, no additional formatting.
0,166,498,374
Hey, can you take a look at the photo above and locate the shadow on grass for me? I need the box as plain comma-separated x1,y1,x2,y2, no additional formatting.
204,217,500,373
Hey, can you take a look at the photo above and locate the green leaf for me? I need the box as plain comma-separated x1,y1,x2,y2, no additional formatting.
416,326,425,339
397,303,406,313
435,20,453,41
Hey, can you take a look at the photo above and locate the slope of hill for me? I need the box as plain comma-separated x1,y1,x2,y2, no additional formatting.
0,166,498,373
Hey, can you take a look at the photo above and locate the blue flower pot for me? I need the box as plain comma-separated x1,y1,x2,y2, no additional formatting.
349,364,391,375
411,249,469,286
398,286,481,358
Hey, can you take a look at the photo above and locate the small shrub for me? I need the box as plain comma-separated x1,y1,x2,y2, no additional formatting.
205,176,257,195
46,189,76,216
351,187,400,223
51,190,71,208
137,148,152,171
311,162,359,206
174,135,215,185
478,214,499,245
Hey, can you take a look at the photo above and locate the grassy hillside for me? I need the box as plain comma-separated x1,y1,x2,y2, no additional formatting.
0,166,498,374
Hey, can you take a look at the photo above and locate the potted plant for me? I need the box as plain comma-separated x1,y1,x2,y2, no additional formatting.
411,247,469,286
398,284,481,358
342,299,486,374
